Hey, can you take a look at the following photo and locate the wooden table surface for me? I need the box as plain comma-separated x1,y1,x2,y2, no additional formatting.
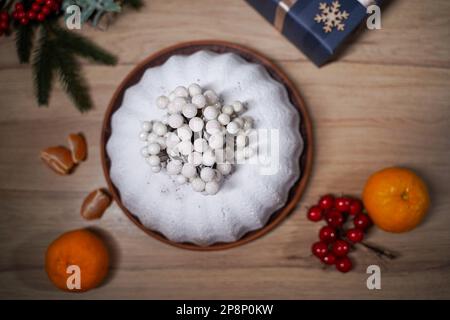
0,0,449,299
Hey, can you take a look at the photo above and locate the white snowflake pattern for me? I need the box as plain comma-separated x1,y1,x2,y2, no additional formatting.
314,1,350,33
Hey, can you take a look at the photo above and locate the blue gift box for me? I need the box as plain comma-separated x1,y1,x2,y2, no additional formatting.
245,0,379,66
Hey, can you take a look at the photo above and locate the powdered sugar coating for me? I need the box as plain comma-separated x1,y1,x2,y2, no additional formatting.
107,51,303,246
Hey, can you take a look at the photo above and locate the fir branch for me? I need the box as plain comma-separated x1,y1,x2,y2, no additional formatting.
15,24,35,63
123,0,143,10
50,24,118,66
54,47,93,112
32,27,55,106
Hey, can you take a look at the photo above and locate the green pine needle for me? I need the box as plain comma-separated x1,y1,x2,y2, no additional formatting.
32,27,54,106
15,24,35,63
51,25,118,66
123,0,144,10
54,47,93,112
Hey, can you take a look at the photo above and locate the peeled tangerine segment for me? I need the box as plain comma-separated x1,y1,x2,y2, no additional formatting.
106,50,303,245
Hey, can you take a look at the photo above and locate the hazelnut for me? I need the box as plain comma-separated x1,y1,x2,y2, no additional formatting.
81,189,112,220
40,146,75,175
68,133,87,163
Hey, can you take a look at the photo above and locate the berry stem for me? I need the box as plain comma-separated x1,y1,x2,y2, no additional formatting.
358,241,398,260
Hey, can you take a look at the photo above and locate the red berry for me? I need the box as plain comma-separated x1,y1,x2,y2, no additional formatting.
17,11,25,19
32,3,42,12
335,197,351,212
332,240,350,257
0,20,8,30
37,12,46,21
28,11,37,20
41,5,51,15
50,2,59,11
19,16,29,25
0,11,9,21
346,228,364,243
336,256,353,273
36,0,46,3
46,0,55,6
325,208,345,228
354,214,371,230
321,253,336,265
307,205,323,222
319,226,337,243
318,194,334,210
349,199,363,215
12,11,19,20
15,3,25,12
311,241,328,258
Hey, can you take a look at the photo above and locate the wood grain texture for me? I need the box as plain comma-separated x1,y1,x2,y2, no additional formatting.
0,0,449,299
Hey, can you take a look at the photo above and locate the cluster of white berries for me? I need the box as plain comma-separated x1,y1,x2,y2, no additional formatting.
138,84,256,195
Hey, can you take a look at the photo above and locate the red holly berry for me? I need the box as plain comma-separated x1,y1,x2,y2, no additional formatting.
325,208,345,228
12,11,19,20
336,256,353,273
36,0,46,4
15,3,25,12
0,11,9,21
322,253,337,265
354,214,371,230
46,0,55,6
349,199,363,215
37,12,46,21
32,3,42,12
332,240,350,257
307,205,323,222
335,197,351,212
318,194,334,210
19,16,29,25
41,5,51,15
346,228,364,243
17,11,25,19
0,20,8,30
311,241,328,258
28,11,37,20
319,226,337,243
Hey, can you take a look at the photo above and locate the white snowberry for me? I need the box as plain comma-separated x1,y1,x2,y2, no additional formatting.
200,167,215,183
202,150,216,166
182,104,198,119
205,181,219,195
141,121,152,132
168,114,184,129
188,83,202,97
177,125,192,141
147,132,158,143
235,134,247,148
166,160,182,175
232,101,244,113
208,134,224,150
205,120,221,135
222,105,234,115
194,138,208,153
156,96,169,109
192,94,207,109
176,175,187,185
165,132,180,149
153,122,167,136
218,113,230,125
203,106,219,120
148,155,160,166
217,163,232,175
174,86,189,98
168,91,176,101
151,165,161,173
147,143,161,155
141,146,149,157
191,178,205,192
189,117,204,133
188,152,203,166
181,163,197,178
204,90,219,105
173,97,187,110
178,140,193,155
139,131,148,141
226,121,240,135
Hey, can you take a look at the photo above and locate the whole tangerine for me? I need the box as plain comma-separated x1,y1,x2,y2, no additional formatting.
45,229,110,292
363,167,430,233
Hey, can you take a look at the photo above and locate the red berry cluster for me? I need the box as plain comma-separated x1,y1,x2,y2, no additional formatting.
307,195,372,273
12,0,61,25
0,11,10,36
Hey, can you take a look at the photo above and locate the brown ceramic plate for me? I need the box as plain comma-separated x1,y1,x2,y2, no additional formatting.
101,40,313,251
